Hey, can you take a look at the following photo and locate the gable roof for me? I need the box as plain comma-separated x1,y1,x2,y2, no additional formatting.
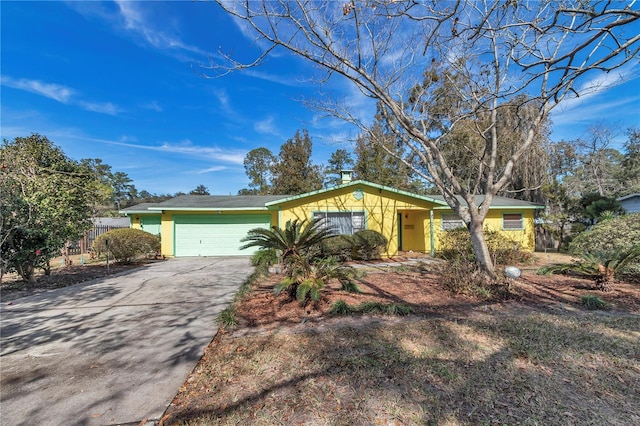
120,203,160,214
120,181,544,214
148,194,288,211
265,180,449,207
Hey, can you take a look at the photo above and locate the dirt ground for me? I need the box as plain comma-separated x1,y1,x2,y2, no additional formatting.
233,254,640,331
0,257,148,302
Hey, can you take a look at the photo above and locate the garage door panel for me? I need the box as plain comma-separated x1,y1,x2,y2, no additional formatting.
174,215,270,257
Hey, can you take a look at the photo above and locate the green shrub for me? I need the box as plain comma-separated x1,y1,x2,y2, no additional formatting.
437,228,474,262
250,248,278,267
329,300,414,316
569,213,640,275
92,228,160,264
352,230,387,260
438,259,510,299
216,305,238,328
581,295,609,310
436,227,532,265
329,300,355,315
320,235,354,262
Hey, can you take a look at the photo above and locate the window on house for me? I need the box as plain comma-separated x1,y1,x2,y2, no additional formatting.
441,214,465,230
313,211,365,235
503,213,524,230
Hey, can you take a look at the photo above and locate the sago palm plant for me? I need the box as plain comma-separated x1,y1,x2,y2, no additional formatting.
538,244,640,291
240,218,334,264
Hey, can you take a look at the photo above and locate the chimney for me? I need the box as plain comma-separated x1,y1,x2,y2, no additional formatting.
340,170,354,185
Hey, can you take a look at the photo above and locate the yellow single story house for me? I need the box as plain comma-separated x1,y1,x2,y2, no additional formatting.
120,175,542,258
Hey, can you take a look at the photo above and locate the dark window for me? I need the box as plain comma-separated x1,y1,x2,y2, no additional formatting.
503,213,524,230
441,214,465,230
313,211,365,235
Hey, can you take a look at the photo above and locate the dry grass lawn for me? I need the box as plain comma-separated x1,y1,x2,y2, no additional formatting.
162,254,640,425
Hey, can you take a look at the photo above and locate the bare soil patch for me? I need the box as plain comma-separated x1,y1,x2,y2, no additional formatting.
1,258,150,302
233,258,640,330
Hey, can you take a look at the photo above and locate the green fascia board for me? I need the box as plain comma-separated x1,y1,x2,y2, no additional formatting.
264,180,449,207
147,206,270,212
433,204,544,210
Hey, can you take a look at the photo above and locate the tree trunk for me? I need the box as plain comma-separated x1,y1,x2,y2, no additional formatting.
468,218,496,279
17,263,36,284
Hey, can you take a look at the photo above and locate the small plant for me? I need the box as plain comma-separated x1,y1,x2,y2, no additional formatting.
319,235,354,262
329,299,355,315
538,245,640,291
329,300,414,316
250,248,278,267
352,230,388,260
92,228,160,264
436,227,532,265
339,280,361,293
216,305,238,328
581,295,609,310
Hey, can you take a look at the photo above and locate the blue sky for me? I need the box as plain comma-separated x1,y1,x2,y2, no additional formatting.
2,1,639,196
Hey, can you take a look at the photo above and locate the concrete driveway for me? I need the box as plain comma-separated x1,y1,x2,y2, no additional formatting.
1,257,253,426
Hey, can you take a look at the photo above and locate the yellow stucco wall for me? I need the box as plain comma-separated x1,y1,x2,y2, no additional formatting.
432,209,536,252
276,185,439,256
159,210,278,257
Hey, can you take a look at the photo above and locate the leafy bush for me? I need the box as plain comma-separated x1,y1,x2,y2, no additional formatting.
438,260,510,299
570,213,640,263
92,228,160,264
352,230,387,260
320,235,354,262
250,248,278,267
436,228,532,265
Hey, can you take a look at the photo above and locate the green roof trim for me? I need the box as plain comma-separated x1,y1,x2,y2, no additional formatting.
119,203,162,215
265,180,449,207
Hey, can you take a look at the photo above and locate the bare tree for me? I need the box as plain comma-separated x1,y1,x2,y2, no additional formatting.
212,0,640,277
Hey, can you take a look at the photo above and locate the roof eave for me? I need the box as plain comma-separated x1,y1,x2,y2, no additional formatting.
147,206,270,211
265,180,448,207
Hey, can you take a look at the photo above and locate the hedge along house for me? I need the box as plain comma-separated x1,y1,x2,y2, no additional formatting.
121,173,543,258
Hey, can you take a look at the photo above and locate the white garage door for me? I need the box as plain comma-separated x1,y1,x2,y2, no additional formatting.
174,214,271,256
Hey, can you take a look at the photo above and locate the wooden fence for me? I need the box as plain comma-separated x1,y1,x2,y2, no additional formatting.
68,225,129,255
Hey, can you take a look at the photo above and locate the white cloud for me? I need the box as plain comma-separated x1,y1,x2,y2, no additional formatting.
254,116,279,135
113,1,209,59
196,166,228,174
1,76,75,103
554,62,640,114
1,75,122,116
141,101,162,112
78,101,121,115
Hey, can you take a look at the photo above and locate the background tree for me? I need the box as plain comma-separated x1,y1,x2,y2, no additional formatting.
563,125,625,197
618,127,640,195
110,171,138,210
213,1,639,277
190,185,210,195
271,129,323,195
354,112,424,192
1,134,92,282
324,148,354,187
80,158,115,215
241,147,276,195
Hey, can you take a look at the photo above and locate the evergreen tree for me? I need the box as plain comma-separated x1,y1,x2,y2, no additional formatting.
271,130,323,195
190,185,210,195
242,147,276,195
324,148,354,187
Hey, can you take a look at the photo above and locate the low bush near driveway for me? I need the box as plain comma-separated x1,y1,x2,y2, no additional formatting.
92,228,160,264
